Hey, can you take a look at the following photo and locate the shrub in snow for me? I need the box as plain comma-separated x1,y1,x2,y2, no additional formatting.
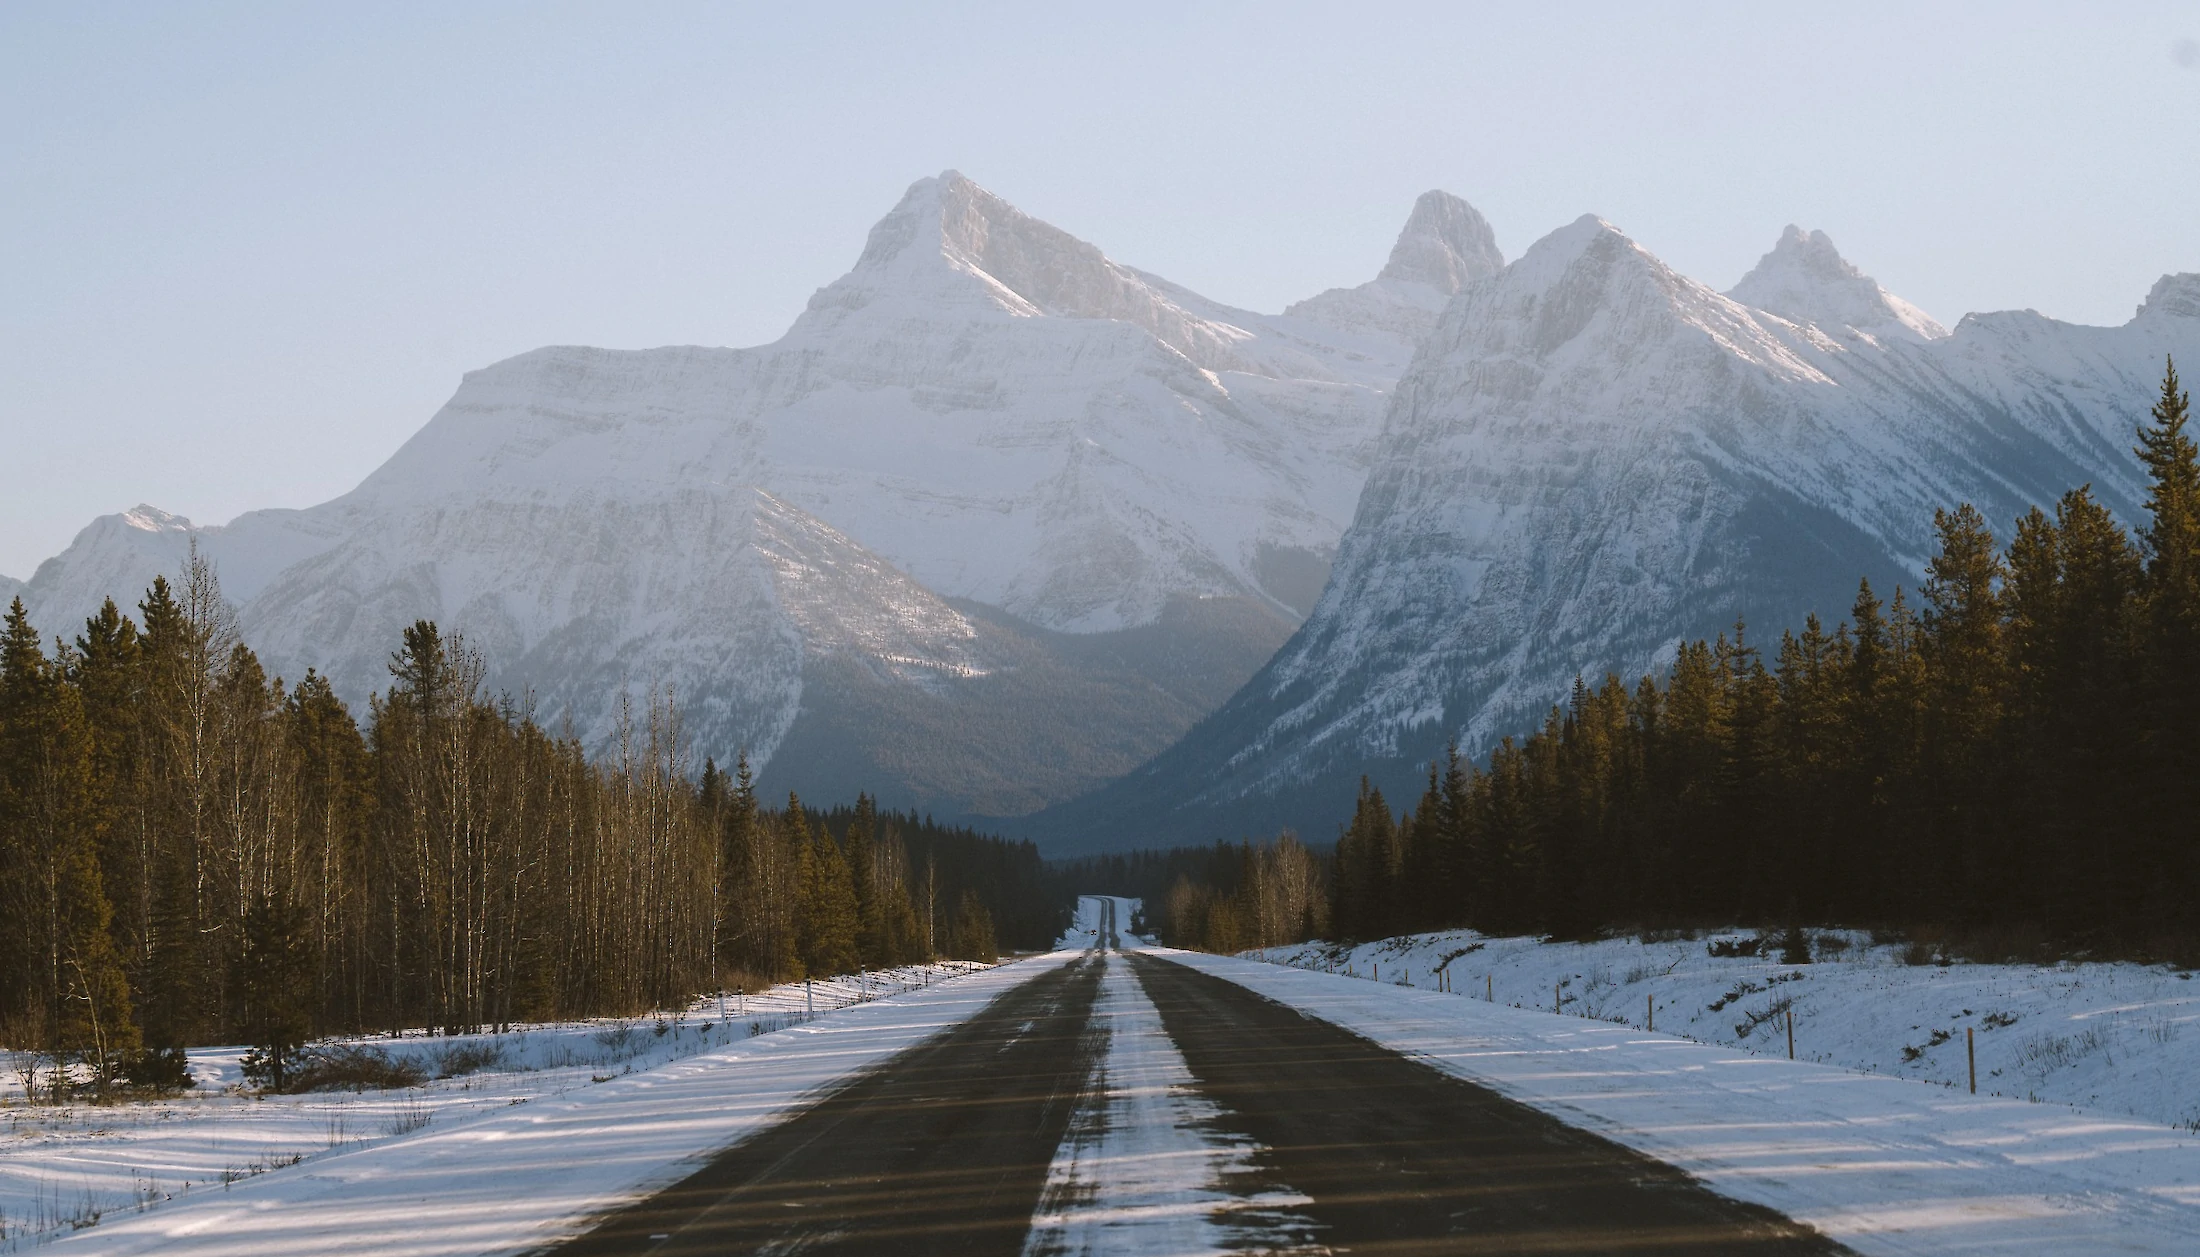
285,1046,427,1093
429,1040,507,1080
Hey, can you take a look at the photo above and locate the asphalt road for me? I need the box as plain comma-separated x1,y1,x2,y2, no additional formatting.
1129,950,1849,1256
548,948,1106,1257
553,907,1847,1255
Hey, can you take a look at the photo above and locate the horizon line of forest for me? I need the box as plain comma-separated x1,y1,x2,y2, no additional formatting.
0,560,1064,1092
1085,360,2200,965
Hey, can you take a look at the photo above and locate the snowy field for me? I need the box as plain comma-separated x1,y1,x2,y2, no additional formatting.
1249,929,2200,1131
1225,929,2200,1254
0,962,990,1252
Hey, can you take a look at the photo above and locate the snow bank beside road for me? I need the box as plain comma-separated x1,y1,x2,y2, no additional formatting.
1251,929,2200,1130
1180,947,2200,1255
25,957,1051,1256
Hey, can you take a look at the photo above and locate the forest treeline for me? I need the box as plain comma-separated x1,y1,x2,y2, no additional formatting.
0,554,1055,1089
1140,361,2200,961
1326,360,2200,956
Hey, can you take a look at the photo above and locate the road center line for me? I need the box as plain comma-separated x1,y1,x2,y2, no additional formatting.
1024,939,1318,1257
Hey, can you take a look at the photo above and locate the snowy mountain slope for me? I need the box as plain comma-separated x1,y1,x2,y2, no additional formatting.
0,573,22,606
20,173,1461,815
751,172,1439,630
1038,219,2200,850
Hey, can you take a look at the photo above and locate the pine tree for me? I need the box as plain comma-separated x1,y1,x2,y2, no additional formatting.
2124,359,2200,934
945,889,998,962
2004,489,2142,931
0,600,140,1086
67,600,147,1004
2137,357,2200,611
716,752,768,973
1330,779,1395,940
791,796,859,978
846,793,884,968
239,891,316,1090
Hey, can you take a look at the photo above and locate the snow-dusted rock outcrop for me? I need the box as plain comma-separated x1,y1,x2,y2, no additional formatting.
19,174,1466,817
1042,219,2200,850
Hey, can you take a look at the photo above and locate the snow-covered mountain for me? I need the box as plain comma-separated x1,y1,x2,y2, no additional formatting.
19,174,1467,817
0,574,22,607
1039,218,2200,850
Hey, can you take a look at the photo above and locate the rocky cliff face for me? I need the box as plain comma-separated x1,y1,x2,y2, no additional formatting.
1037,219,2200,850
19,174,1465,818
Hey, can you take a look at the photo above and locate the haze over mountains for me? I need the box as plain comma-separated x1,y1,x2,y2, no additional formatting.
16,172,2196,848
16,173,1496,818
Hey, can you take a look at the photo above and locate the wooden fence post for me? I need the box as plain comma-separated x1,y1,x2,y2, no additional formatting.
1968,1026,1976,1094
1487,973,1493,1002
1786,1007,1795,1059
1647,994,1654,1032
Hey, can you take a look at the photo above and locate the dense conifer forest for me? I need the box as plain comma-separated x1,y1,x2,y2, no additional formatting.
1158,362,2200,960
0,558,1057,1088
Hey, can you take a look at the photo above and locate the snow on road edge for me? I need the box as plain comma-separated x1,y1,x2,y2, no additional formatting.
45,953,1076,1257
1166,948,2200,1257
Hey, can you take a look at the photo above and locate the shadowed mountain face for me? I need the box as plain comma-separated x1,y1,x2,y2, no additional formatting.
19,174,1468,822
1033,220,2200,853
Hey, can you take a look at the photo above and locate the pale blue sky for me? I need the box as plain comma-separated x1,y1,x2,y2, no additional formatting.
5,2,2197,578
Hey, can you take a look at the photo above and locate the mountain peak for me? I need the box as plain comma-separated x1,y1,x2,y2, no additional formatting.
1728,225,1947,342
1377,190,1504,294
1282,191,1503,342
122,504,194,533
2135,273,2200,323
848,170,1116,312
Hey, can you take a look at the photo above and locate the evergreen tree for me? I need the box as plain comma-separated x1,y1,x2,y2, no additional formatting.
945,889,998,962
0,600,140,1086
68,600,144,974
846,793,884,967
1330,779,1395,940
239,891,316,1090
2136,357,2200,615
2133,358,2200,931
791,796,859,978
